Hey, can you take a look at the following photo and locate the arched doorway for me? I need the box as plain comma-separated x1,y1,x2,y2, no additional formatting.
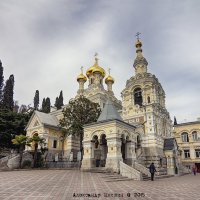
92,134,107,167
99,134,107,167
121,134,127,162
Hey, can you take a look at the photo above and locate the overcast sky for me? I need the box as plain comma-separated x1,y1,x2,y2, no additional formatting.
0,0,200,123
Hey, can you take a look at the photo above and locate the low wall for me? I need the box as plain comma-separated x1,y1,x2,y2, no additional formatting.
120,161,141,180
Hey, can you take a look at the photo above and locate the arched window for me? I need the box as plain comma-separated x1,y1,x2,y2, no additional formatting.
147,96,151,103
192,131,198,141
181,132,189,142
134,88,143,106
90,78,94,84
137,135,141,148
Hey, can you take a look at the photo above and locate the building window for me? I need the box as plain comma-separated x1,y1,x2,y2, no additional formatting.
90,78,94,84
134,88,143,106
192,131,199,141
53,140,57,148
181,132,189,142
147,96,150,103
184,150,190,158
195,149,200,158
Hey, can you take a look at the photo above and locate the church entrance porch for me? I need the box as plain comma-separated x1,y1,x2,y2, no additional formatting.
93,134,107,167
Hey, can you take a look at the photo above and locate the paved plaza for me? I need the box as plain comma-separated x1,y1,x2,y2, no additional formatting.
0,170,199,200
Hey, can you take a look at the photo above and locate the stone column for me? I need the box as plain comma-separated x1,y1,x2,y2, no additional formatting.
126,141,136,165
167,156,174,175
105,137,123,172
78,80,85,95
81,141,94,170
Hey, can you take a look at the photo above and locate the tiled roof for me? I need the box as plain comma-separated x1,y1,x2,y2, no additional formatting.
35,111,59,127
97,99,122,122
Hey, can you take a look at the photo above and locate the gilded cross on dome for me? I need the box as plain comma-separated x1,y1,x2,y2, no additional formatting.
108,68,111,75
135,32,141,40
94,52,99,63
80,66,83,74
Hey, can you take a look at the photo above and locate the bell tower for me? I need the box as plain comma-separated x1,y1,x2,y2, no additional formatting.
121,35,172,171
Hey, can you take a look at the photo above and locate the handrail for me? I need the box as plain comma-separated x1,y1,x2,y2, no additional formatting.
134,162,151,176
120,161,141,180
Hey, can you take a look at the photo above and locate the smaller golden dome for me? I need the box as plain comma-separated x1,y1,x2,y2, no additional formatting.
105,75,114,84
135,39,142,48
77,73,87,82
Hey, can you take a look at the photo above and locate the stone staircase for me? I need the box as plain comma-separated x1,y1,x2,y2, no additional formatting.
142,173,151,181
83,164,176,182
85,167,133,182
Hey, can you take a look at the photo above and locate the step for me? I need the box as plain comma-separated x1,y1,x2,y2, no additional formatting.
104,176,128,180
155,174,174,179
105,178,133,182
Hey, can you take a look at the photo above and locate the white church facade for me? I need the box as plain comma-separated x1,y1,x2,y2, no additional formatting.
26,38,188,179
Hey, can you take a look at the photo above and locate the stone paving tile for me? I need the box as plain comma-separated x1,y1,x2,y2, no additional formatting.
0,170,200,200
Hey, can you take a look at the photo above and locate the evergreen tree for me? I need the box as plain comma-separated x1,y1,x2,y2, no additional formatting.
41,97,51,113
60,96,101,158
2,74,14,110
33,90,39,110
54,90,64,109
45,97,51,113
41,98,46,112
59,90,64,108
0,60,4,103
174,116,177,125
54,97,59,109
0,108,31,148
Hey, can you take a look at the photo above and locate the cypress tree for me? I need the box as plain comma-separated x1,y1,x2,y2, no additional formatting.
2,74,14,110
0,60,4,103
59,90,64,108
33,90,39,110
54,97,59,109
55,91,64,110
45,97,51,113
174,116,177,125
41,97,51,113
41,98,46,112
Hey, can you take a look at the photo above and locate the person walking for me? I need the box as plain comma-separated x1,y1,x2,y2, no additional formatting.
192,163,197,176
149,162,156,181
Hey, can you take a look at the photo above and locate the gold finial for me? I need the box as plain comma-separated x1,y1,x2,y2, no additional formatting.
81,66,83,74
135,32,142,49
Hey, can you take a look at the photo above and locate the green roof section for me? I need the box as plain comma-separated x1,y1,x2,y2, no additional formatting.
97,99,122,122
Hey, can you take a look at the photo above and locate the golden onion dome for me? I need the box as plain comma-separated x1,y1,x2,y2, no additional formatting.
105,75,114,84
77,73,87,82
86,66,95,77
86,57,106,77
92,65,106,77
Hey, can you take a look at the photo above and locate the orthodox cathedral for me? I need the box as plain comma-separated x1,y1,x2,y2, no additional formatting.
26,38,188,179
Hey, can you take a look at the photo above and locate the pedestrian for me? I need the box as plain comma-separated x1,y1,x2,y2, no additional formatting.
149,162,156,181
192,163,197,176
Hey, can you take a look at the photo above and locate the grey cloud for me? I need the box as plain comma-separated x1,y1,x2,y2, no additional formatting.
0,0,199,122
